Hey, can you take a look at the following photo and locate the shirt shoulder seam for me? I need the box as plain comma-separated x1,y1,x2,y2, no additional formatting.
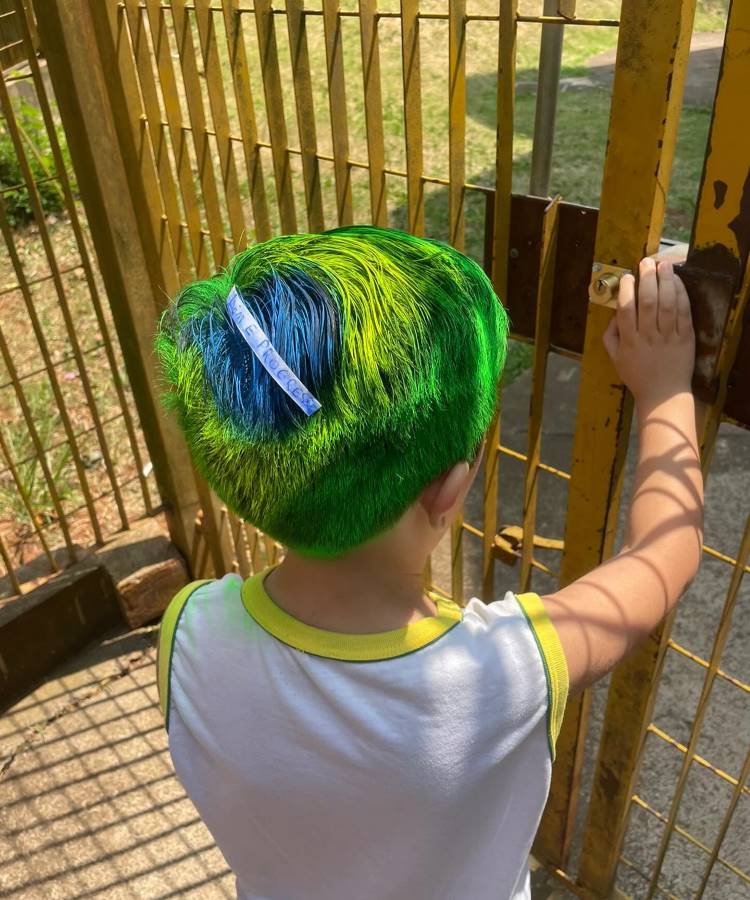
157,579,213,732
513,592,570,761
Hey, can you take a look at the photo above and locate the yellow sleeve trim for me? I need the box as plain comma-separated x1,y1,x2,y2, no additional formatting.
515,592,569,761
156,579,212,730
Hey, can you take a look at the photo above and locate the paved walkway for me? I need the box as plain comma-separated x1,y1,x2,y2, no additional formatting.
0,619,572,899
0,625,235,899
585,31,725,107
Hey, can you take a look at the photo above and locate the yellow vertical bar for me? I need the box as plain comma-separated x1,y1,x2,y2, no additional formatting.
491,0,516,299
450,519,463,606
448,0,465,251
481,0,516,604
286,0,325,232
322,0,353,226
577,4,750,889
535,0,698,875
0,531,21,597
358,0,387,227
245,522,263,573
254,0,298,233
144,0,209,276
222,0,271,243
449,0,468,604
169,0,229,267
123,0,189,280
520,197,559,592
193,0,247,252
400,0,423,236
38,0,202,565
229,511,252,578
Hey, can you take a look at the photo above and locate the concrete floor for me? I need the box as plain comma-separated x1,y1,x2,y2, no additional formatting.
0,619,577,900
0,353,747,899
0,626,235,899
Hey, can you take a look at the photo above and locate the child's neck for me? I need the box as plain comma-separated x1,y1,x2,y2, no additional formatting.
263,550,436,634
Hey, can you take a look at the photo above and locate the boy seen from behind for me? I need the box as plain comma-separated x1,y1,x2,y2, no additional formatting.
155,228,702,900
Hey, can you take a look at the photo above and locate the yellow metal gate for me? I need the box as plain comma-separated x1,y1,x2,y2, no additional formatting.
30,0,750,895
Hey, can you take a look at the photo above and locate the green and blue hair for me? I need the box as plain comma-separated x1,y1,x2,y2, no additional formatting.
156,225,509,557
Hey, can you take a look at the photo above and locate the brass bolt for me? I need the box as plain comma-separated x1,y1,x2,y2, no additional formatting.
594,272,621,295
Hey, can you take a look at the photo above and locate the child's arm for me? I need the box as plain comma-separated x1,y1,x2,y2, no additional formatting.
540,258,703,693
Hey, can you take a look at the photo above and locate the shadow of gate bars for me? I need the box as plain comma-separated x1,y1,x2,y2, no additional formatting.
22,0,750,896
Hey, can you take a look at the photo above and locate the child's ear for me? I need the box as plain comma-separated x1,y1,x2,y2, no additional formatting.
419,461,471,529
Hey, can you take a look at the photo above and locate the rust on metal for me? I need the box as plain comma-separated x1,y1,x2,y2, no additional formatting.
536,0,697,872
490,193,750,426
576,3,750,894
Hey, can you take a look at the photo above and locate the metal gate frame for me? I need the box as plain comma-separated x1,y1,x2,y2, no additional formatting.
31,0,750,894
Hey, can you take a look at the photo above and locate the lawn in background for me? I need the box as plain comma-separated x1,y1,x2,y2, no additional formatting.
244,0,728,255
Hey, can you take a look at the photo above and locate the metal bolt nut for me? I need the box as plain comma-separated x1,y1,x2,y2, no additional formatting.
593,272,621,295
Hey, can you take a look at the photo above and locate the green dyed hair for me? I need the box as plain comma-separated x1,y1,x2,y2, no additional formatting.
156,225,508,557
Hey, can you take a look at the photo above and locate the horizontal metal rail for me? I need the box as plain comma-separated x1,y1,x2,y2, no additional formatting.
0,410,125,478
498,444,572,480
631,794,750,886
619,855,680,900
0,174,61,196
119,2,620,26
0,263,84,298
0,340,106,391
667,639,750,695
646,724,750,798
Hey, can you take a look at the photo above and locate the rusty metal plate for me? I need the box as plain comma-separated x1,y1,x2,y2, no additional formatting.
485,193,748,428
724,296,750,426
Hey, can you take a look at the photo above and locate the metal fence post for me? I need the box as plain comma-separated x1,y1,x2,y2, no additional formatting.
576,2,750,892
34,0,203,567
528,0,565,197
533,0,698,870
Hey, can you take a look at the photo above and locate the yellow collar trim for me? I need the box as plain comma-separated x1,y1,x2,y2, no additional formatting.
241,567,462,662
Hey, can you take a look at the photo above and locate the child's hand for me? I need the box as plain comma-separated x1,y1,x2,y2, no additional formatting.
602,257,695,407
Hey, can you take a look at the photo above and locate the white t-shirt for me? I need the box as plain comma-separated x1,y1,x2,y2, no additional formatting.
157,568,568,900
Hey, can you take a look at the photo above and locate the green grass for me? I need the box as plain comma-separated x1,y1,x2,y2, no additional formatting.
235,0,727,256
0,379,74,529
228,0,730,385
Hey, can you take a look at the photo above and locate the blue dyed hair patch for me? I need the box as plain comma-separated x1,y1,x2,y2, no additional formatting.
226,287,322,416
196,268,342,437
